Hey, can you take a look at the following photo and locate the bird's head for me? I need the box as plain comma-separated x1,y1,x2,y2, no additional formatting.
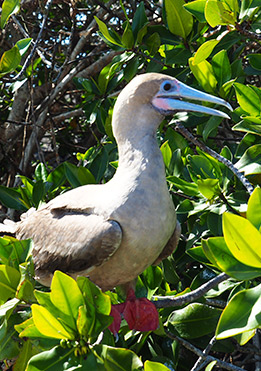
112,73,232,140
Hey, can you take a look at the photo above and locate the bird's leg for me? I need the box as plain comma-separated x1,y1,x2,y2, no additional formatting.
108,282,159,335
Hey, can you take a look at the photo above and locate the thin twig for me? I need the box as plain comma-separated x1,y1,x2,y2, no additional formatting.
153,273,229,308
13,0,54,80
191,336,217,371
174,122,254,195
165,330,245,371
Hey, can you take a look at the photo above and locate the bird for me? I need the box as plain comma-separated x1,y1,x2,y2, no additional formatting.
0,73,232,333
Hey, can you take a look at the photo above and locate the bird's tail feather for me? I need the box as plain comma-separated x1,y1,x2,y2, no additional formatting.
0,219,17,234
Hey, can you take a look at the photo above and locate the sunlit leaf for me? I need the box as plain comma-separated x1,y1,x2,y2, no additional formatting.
183,0,207,22
234,83,261,116
247,187,261,230
235,144,261,175
216,284,261,339
197,178,220,199
165,0,193,39
189,57,217,93
31,304,74,339
0,0,20,29
223,212,261,268
144,360,171,371
193,40,220,65
0,265,20,303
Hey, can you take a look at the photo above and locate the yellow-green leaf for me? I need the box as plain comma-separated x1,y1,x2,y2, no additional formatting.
247,187,261,230
189,57,217,93
144,360,171,371
50,271,84,327
193,40,220,65
216,284,261,339
197,178,220,199
165,0,193,39
0,0,20,29
94,17,122,46
32,304,74,339
223,212,261,268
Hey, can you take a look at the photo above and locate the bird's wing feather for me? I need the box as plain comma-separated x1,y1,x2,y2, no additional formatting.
16,207,122,275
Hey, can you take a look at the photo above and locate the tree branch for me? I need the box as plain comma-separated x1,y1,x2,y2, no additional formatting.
153,273,229,308
174,122,254,195
165,330,245,371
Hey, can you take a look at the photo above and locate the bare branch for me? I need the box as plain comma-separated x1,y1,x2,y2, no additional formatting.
165,330,245,371
153,273,229,308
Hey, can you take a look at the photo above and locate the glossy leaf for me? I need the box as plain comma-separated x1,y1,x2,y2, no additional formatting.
31,304,74,339
193,40,220,65
247,187,261,230
0,265,20,303
26,345,74,371
0,0,20,29
235,144,261,175
168,303,222,339
0,185,27,211
205,0,236,27
167,176,200,197
144,360,171,371
216,284,261,339
197,178,220,199
0,236,33,269
203,116,223,141
223,212,261,268
183,0,207,22
202,237,261,280
101,344,143,371
165,0,193,39
212,50,232,86
50,271,85,330
233,120,261,136
189,57,217,93
132,1,148,40
247,53,261,70
16,38,32,56
234,83,261,116
0,45,21,77
94,17,122,46
160,141,172,169
64,162,95,187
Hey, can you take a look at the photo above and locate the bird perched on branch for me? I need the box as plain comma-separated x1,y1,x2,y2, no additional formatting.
0,73,232,333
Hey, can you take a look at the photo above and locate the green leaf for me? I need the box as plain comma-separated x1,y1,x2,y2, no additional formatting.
168,303,222,339
197,178,220,199
101,345,143,371
35,162,48,182
189,57,217,93
47,164,66,192
64,162,95,188
164,0,193,39
216,284,261,339
212,49,232,86
94,17,122,46
146,32,161,56
0,185,27,211
0,0,20,29
247,54,261,70
160,141,172,169
0,297,20,320
0,265,20,302
31,304,75,339
202,237,261,280
223,212,261,268
167,176,200,196
193,40,220,65
16,38,32,56
247,187,261,230
132,1,148,41
144,360,171,371
0,45,21,77
50,271,84,331
183,0,207,22
142,266,163,290
32,180,45,208
0,236,33,269
235,144,261,175
13,340,33,371
203,116,223,141
205,0,236,27
26,345,74,371
234,83,261,116
122,22,134,49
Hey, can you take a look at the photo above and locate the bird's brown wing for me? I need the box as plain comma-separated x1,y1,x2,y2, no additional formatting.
16,207,122,275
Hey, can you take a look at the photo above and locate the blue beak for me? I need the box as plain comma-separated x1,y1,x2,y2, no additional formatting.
152,79,232,119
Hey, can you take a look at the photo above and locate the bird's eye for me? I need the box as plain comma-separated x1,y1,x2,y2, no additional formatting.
162,82,172,91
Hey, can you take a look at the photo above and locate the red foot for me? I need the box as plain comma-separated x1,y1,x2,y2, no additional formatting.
108,288,159,335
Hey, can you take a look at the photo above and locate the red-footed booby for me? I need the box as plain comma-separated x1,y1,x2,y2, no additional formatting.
0,73,232,333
